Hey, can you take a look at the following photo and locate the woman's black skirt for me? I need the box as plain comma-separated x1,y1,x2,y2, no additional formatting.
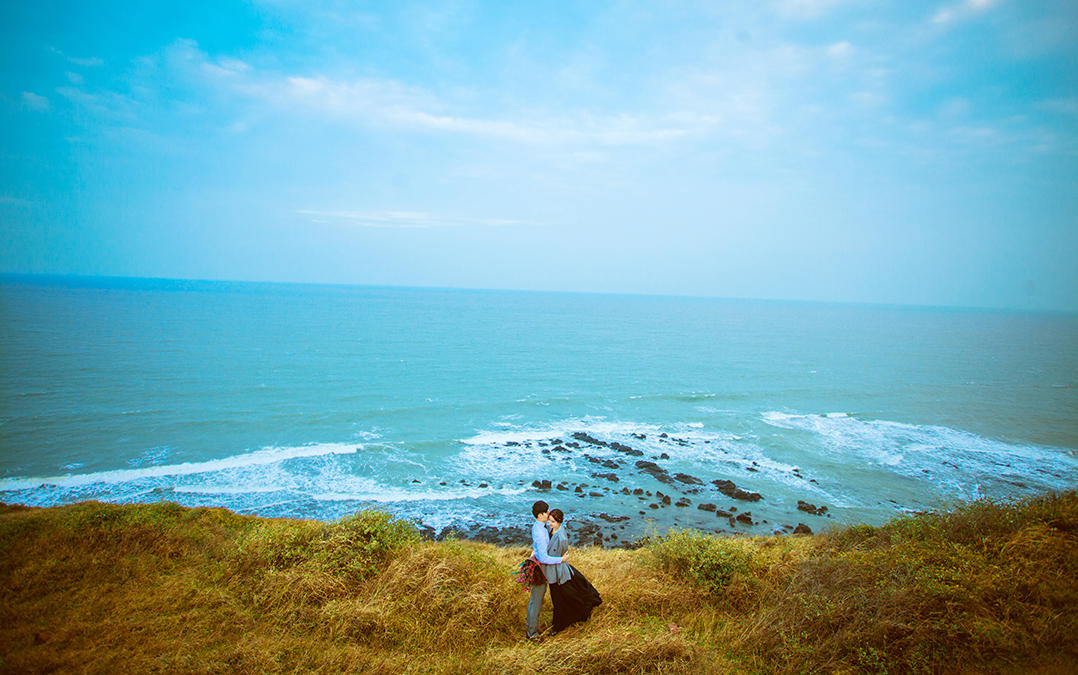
549,565,603,632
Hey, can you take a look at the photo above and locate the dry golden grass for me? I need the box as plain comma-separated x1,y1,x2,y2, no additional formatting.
1,492,1075,674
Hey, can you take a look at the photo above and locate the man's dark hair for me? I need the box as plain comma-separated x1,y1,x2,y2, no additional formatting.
532,500,549,517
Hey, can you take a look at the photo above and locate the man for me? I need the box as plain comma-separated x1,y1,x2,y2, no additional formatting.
526,500,568,641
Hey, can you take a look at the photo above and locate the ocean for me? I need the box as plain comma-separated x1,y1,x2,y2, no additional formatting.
1,275,1075,543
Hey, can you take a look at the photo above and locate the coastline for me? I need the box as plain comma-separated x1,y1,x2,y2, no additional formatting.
2,491,1075,673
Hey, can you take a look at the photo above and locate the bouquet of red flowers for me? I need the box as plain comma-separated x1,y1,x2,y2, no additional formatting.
513,555,546,590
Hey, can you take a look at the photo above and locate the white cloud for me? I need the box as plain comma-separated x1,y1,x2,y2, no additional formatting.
775,0,849,19
21,92,50,111
55,85,139,121
49,47,103,67
826,41,853,58
931,0,997,26
295,209,532,228
1035,97,1078,116
219,69,710,146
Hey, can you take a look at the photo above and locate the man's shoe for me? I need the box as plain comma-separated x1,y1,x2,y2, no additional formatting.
526,634,544,643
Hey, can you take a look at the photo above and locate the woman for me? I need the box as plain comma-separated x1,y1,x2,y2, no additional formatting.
546,509,603,634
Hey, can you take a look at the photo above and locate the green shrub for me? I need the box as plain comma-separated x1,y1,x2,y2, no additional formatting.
316,510,420,583
647,529,754,596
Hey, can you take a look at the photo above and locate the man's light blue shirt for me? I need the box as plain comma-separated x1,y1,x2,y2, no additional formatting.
531,520,563,565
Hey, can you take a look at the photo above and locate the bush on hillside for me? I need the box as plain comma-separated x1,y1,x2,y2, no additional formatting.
647,528,755,597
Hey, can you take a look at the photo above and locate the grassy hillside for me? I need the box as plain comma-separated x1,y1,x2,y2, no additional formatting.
1,492,1076,674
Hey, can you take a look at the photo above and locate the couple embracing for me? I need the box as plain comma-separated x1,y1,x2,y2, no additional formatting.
525,500,603,641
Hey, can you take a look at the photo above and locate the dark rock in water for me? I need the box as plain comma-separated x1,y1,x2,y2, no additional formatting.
793,523,813,535
439,482,447,486
467,526,530,546
572,520,606,546
659,433,668,438
620,487,631,495
735,512,754,525
797,500,828,516
698,503,717,512
602,459,620,469
551,445,569,453
746,466,758,472
659,452,670,460
557,483,569,490
479,483,488,488
674,498,691,507
635,460,675,484
411,479,421,483
505,441,520,446
541,449,551,455
589,491,603,497
715,509,732,518
591,472,619,483
575,486,583,493
649,503,659,509
674,473,704,485
711,479,762,501
609,442,643,456
598,513,630,523
660,494,672,506
565,441,580,448
632,488,644,495
532,479,552,490
585,455,603,465
632,433,647,440
551,438,563,445
572,432,609,448
730,506,737,512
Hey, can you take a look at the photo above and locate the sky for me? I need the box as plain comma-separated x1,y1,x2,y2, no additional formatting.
1,0,1076,311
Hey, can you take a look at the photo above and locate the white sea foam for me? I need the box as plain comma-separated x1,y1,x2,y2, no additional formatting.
172,485,287,495
760,411,1078,497
311,485,529,503
0,443,363,492
454,415,857,506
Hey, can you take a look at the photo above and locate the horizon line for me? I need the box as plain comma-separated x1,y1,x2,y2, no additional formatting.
1,271,1073,317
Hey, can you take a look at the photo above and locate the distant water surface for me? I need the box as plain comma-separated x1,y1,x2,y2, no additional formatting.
1,275,1075,541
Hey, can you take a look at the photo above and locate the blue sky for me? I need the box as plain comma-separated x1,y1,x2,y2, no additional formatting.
2,0,1076,310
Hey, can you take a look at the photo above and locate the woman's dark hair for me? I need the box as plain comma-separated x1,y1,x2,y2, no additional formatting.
532,500,549,517
548,508,564,523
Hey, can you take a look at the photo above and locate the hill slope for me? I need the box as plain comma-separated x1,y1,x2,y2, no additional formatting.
1,492,1076,673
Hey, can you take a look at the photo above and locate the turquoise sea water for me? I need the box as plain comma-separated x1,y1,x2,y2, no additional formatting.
1,275,1076,540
